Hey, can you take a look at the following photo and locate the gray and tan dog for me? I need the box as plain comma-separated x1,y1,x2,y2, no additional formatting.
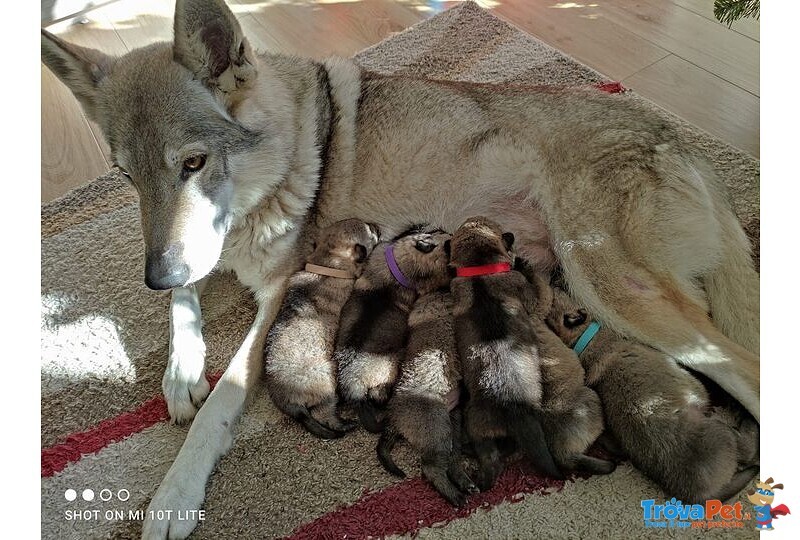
547,286,759,503
451,218,616,488
264,218,380,439
450,216,600,490
41,0,759,534
335,227,452,432
376,281,478,506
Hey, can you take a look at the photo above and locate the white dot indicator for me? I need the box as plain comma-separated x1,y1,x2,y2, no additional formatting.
100,489,113,502
117,489,130,501
82,489,95,501
64,489,77,501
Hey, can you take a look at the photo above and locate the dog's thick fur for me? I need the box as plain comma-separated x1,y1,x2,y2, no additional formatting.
547,287,759,503
335,228,451,431
264,218,379,439
41,0,759,536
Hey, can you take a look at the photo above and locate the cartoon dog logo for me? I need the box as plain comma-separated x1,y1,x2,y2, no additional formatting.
747,477,791,530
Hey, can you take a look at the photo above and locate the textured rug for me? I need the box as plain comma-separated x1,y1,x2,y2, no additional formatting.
41,2,760,538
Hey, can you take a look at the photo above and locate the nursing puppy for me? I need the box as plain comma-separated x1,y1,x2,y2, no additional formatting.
335,227,452,431
264,219,380,439
450,217,614,489
547,287,759,503
377,287,478,506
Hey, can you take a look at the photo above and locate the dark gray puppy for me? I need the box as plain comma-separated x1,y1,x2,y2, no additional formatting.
450,217,615,490
376,288,478,506
335,227,452,432
449,216,563,491
547,286,759,503
264,218,380,439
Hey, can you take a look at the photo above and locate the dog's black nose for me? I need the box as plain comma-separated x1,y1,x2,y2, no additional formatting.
145,247,190,290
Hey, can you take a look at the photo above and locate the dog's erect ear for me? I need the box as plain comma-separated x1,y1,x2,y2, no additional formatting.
772,483,784,490
173,0,256,104
41,30,113,124
502,232,515,250
765,477,774,485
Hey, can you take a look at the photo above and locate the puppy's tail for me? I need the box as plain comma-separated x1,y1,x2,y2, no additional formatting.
285,404,346,440
704,203,759,354
504,407,563,479
377,429,406,477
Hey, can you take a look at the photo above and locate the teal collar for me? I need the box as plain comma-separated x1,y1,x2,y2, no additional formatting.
573,321,601,356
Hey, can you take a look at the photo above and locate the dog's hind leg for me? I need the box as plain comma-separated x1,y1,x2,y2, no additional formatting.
560,242,760,421
703,208,760,354
143,278,287,539
165,277,211,424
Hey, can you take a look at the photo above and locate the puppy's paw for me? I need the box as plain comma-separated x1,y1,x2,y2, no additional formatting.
163,347,210,424
143,471,206,539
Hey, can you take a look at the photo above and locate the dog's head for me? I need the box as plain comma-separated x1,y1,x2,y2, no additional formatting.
309,220,381,277
446,216,515,269
545,286,590,347
391,227,452,294
42,0,268,289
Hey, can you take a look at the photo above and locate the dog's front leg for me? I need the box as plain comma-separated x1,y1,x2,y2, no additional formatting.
143,277,286,540
165,278,210,423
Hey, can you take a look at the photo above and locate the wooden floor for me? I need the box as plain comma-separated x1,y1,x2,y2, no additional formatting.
41,0,759,203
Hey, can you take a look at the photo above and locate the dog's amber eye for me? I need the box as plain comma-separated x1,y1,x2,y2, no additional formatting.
183,154,206,173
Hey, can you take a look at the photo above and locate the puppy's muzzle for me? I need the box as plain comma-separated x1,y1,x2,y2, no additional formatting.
145,244,190,290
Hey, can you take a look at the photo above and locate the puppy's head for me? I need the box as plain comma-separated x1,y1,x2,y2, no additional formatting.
545,287,591,347
308,219,380,276
391,227,452,294
447,216,514,269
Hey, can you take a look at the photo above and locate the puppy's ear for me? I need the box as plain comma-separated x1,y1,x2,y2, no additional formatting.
367,223,381,242
173,0,256,106
772,483,784,490
41,30,114,125
502,232,515,250
353,244,368,263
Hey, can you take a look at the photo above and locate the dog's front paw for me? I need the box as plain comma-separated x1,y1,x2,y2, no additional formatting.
163,345,210,424
143,473,206,540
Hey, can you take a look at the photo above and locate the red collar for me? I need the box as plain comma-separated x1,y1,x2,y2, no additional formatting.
455,262,512,278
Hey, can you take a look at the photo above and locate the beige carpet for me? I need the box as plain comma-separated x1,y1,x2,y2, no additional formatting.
41,2,759,538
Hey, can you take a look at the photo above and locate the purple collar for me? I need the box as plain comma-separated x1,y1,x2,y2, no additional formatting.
385,244,415,289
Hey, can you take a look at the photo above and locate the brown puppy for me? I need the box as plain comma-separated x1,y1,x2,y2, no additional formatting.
335,227,452,431
376,288,478,506
547,286,759,503
449,217,558,490
450,217,614,490
264,219,380,439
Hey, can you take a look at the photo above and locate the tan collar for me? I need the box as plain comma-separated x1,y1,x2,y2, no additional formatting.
305,263,355,279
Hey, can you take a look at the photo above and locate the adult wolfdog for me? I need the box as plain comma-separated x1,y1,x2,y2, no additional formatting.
41,0,759,537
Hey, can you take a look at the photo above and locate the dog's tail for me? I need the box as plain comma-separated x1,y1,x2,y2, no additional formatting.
704,207,759,354
377,429,406,477
503,406,563,479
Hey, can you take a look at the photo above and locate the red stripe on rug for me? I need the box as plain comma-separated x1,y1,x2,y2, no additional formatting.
594,81,626,93
286,462,568,540
41,372,222,477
